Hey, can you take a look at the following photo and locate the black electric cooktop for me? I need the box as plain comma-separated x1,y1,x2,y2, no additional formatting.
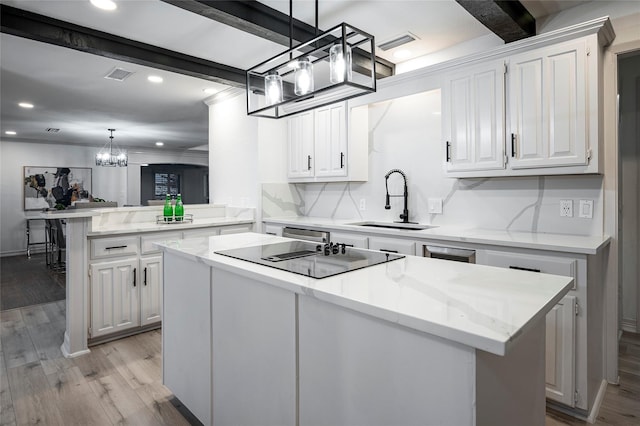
214,240,404,279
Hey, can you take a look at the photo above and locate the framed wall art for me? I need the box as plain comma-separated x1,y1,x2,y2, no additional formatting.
23,166,92,211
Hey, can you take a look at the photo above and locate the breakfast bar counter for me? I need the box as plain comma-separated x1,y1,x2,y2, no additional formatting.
156,232,573,426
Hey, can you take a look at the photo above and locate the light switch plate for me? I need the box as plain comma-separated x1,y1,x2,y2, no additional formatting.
579,200,593,219
428,198,443,214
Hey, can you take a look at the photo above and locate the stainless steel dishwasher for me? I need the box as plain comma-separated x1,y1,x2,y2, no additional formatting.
423,244,476,263
282,227,330,243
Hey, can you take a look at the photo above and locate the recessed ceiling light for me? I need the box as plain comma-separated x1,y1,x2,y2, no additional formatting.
203,88,218,95
5,131,17,135
155,141,164,146
148,75,163,84
90,0,117,11
19,102,34,109
393,49,412,60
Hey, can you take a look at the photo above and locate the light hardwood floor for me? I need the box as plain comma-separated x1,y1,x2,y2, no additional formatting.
1,301,639,425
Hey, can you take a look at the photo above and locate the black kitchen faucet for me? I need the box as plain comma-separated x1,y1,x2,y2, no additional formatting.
384,169,411,223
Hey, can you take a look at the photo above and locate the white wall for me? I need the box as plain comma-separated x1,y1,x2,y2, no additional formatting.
0,140,207,255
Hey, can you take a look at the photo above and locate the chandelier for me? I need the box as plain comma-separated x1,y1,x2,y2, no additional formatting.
247,0,376,119
95,128,127,167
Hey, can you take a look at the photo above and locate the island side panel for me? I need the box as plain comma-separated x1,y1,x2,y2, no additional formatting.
298,295,476,426
475,320,546,426
211,268,297,426
162,253,212,425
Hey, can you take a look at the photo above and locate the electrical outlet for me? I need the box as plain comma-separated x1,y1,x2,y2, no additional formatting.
359,199,366,211
579,200,593,219
560,199,573,217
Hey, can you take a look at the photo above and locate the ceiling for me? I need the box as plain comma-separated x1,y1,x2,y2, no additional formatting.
0,0,586,152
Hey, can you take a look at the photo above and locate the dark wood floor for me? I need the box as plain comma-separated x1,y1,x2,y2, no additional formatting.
0,254,65,311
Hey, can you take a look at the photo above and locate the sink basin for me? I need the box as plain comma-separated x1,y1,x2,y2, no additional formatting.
347,221,437,231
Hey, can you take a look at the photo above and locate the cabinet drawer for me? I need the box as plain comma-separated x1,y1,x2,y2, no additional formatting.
368,236,415,256
219,224,253,235
91,236,139,260
482,250,577,290
264,224,283,236
140,232,182,254
330,231,368,249
182,227,220,239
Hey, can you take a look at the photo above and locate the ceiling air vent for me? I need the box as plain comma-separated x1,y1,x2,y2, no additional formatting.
46,128,60,133
104,67,134,82
378,32,418,51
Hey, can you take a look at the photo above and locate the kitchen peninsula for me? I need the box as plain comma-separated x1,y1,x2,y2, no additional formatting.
156,232,573,426
40,204,254,359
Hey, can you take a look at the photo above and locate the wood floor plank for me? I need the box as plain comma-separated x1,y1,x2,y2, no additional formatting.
100,340,156,390
27,320,73,376
7,362,65,426
18,306,49,328
45,365,113,426
1,325,38,370
72,343,118,382
88,372,158,425
0,352,16,426
0,310,25,337
41,301,65,324
135,381,192,426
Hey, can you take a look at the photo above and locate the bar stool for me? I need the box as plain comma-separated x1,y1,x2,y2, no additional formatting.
45,219,66,272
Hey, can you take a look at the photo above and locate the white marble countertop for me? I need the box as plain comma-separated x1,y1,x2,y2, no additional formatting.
39,210,100,219
155,232,573,356
88,217,254,236
263,216,610,255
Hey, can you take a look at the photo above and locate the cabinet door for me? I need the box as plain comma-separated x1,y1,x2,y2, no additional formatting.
140,255,162,327
368,236,415,255
443,61,505,173
288,111,314,178
219,223,253,235
314,103,347,178
545,295,576,407
508,40,587,169
90,258,140,338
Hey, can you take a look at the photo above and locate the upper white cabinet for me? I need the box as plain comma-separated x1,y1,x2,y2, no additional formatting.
443,60,506,173
441,19,612,178
287,102,368,182
508,40,588,169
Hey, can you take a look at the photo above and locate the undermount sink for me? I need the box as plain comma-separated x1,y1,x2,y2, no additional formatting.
347,221,438,231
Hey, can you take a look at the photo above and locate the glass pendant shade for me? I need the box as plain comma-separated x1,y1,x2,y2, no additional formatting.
294,57,314,96
264,72,283,106
330,43,352,84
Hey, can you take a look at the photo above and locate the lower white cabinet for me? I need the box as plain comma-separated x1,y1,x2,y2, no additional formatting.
330,231,368,248
140,255,163,327
368,236,416,255
90,257,140,338
479,249,579,407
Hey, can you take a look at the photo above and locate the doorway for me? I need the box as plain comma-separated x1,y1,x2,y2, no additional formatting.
618,51,640,333
141,164,209,205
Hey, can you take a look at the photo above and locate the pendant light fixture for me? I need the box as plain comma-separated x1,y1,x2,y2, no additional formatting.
95,128,128,167
248,0,376,119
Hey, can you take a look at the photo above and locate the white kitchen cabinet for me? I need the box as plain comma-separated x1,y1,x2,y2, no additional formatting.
287,111,315,179
330,231,368,248
263,223,283,236
287,102,368,182
508,39,588,169
90,257,140,338
443,60,505,174
368,236,416,255
545,295,576,407
218,223,253,235
140,255,162,327
479,249,579,407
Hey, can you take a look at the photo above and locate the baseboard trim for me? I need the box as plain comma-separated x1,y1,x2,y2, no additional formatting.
621,319,637,334
586,380,608,423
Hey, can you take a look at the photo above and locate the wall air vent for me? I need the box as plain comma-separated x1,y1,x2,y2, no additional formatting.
46,128,60,133
104,67,134,81
378,32,418,51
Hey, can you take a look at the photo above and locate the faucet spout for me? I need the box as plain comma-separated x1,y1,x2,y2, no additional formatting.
384,169,410,223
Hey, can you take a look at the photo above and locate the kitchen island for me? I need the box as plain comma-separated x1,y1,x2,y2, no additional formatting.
157,232,573,426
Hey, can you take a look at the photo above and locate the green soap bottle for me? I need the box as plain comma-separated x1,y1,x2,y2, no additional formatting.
174,194,184,222
163,194,173,222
